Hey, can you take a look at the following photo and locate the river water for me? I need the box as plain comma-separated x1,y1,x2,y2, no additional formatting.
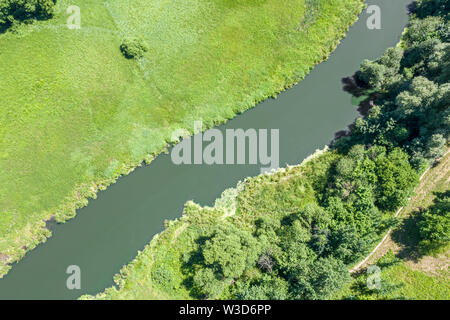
0,0,412,299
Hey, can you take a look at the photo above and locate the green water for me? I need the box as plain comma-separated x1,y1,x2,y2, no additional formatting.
0,0,413,299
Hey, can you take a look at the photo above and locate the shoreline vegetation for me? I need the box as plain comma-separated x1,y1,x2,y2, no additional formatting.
86,0,449,300
0,0,365,277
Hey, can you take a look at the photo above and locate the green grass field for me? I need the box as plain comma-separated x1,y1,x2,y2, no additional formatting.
0,0,364,276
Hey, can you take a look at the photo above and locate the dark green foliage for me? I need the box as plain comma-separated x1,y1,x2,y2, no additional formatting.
0,0,55,30
192,268,224,299
289,257,350,300
326,226,369,265
358,47,404,88
359,59,388,89
418,190,450,248
120,37,149,59
404,16,443,45
324,145,417,237
374,148,418,211
235,275,289,300
351,3,449,166
414,0,450,19
202,224,260,279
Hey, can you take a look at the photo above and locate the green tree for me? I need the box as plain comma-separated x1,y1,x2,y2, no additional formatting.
375,149,418,211
418,190,450,248
290,257,350,300
358,59,387,88
235,275,289,300
193,268,224,299
202,224,260,279
120,37,149,59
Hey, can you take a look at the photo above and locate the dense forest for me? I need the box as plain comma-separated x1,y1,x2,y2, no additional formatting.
92,0,449,300
0,0,55,31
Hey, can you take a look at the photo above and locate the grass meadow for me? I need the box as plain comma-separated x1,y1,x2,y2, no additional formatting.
0,0,364,276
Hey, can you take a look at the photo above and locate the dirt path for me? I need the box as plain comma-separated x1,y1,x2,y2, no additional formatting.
350,150,450,273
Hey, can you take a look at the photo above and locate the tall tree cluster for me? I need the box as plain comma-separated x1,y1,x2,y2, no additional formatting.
341,0,449,170
0,0,56,30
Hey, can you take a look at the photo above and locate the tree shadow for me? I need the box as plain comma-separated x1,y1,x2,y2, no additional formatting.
328,73,374,147
392,190,449,262
391,210,423,263
180,235,211,298
341,72,368,97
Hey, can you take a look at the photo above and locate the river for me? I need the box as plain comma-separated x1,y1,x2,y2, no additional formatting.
0,0,413,299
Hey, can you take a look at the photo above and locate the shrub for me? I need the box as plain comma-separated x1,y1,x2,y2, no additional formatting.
120,37,149,59
151,264,175,290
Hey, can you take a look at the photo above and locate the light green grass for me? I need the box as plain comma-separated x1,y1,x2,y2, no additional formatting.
337,251,450,300
0,0,364,276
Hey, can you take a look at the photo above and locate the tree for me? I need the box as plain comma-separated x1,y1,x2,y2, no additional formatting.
358,59,387,88
403,16,442,45
375,148,418,211
290,257,350,300
235,275,289,300
193,268,224,299
326,226,368,264
257,253,274,273
202,224,260,279
120,37,149,59
414,0,450,19
418,191,450,248
378,47,404,77
424,133,446,159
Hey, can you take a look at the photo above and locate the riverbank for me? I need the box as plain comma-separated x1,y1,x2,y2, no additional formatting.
0,0,365,278
84,147,339,299
86,141,419,299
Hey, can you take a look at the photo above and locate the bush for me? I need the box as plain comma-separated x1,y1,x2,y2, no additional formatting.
120,37,149,59
151,264,175,290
